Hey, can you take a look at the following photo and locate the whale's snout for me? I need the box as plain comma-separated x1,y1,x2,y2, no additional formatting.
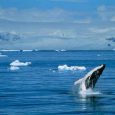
101,64,106,69
98,64,106,75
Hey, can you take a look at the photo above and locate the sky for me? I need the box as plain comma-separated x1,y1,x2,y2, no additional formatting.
0,0,115,50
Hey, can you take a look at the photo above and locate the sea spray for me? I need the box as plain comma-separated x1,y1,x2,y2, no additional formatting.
73,80,101,98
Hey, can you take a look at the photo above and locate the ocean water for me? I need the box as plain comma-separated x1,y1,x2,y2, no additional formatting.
0,50,115,115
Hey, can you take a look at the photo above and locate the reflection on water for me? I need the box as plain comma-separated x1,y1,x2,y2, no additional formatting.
73,93,110,115
72,87,115,115
80,96,101,111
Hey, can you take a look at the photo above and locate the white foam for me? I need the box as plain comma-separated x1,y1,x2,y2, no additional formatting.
58,65,86,71
79,88,101,97
10,66,20,71
10,60,31,66
74,79,101,97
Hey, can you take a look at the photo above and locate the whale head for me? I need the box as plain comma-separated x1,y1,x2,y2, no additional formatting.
85,64,105,89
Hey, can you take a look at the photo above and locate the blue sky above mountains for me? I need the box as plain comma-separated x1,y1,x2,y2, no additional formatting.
0,0,115,50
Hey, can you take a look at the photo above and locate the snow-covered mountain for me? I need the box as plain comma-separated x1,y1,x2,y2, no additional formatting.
106,37,115,42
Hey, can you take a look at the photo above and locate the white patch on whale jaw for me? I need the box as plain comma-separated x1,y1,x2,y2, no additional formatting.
85,74,99,90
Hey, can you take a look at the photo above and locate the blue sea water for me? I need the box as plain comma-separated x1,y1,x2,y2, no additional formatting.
0,50,115,115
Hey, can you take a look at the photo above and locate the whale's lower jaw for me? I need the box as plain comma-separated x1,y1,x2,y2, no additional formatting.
84,64,105,90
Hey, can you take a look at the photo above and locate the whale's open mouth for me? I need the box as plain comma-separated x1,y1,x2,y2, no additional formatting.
85,64,105,89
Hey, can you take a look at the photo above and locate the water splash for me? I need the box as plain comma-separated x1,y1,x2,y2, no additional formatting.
73,82,101,98
79,88,101,98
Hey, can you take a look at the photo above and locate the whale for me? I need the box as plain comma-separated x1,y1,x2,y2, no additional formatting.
74,64,105,91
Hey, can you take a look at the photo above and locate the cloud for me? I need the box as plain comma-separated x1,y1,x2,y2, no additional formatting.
97,5,115,21
73,18,91,24
97,5,107,21
0,8,67,22
0,8,86,23
89,27,115,34
111,16,115,21
0,7,91,36
97,5,106,12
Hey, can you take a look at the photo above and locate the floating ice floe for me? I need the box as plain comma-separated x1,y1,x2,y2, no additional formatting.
60,49,66,52
0,50,20,52
10,60,31,67
10,60,31,71
22,50,33,52
55,49,66,52
10,66,20,71
55,50,60,52
0,53,7,57
58,64,86,71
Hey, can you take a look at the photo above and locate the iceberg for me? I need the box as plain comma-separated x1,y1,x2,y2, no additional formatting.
0,50,20,52
10,66,20,71
0,53,7,57
10,60,31,66
58,64,86,71
22,50,32,52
